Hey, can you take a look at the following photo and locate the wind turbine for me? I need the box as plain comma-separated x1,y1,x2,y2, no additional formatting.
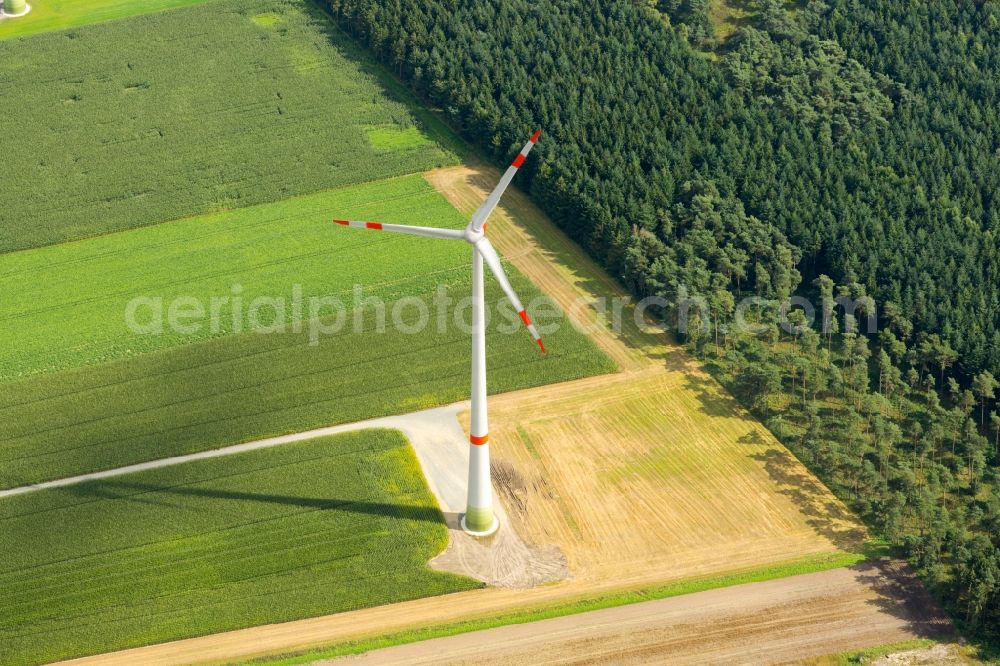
331,130,545,537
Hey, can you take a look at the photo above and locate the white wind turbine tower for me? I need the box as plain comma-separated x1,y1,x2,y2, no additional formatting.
332,130,545,536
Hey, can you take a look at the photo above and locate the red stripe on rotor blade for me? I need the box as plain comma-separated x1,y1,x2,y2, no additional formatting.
511,154,526,168
530,129,542,143
518,310,531,326
365,222,383,230
537,339,546,353
470,434,489,445
333,219,349,225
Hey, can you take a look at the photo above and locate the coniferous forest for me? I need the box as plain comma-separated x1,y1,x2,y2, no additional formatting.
330,0,1000,645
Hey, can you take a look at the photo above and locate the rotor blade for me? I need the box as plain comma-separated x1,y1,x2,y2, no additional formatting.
468,130,541,233
476,238,546,353
332,219,465,241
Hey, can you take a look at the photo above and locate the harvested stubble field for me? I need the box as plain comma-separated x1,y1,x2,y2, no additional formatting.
481,369,868,586
0,0,455,252
0,429,479,666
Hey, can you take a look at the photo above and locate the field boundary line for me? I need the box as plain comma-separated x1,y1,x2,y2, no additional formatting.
0,404,468,500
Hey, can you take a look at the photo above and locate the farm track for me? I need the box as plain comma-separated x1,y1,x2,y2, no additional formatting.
48,165,949,665
320,563,954,665
0,406,463,500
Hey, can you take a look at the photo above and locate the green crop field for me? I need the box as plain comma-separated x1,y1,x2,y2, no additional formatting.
0,175,472,381
0,168,615,489
0,0,208,41
0,0,616,492
0,429,480,666
0,0,456,252
0,266,614,489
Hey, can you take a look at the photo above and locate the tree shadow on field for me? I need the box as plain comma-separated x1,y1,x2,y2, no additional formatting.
750,447,867,551
848,559,956,639
737,429,767,446
68,479,447,525
684,372,739,418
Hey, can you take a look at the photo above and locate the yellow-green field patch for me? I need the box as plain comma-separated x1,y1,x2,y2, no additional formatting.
367,125,435,151
250,10,282,26
0,175,470,381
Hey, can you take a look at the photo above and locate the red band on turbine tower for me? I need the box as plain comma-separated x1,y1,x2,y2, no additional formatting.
470,434,489,445
365,222,383,230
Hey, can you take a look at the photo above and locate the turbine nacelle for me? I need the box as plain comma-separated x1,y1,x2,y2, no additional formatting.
463,227,485,244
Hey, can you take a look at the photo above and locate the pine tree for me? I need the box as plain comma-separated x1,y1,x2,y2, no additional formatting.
972,371,997,426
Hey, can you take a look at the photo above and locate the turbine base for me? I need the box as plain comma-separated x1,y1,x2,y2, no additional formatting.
0,3,31,17
460,513,499,537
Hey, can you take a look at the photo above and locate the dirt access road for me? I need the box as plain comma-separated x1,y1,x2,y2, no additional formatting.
329,563,953,665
